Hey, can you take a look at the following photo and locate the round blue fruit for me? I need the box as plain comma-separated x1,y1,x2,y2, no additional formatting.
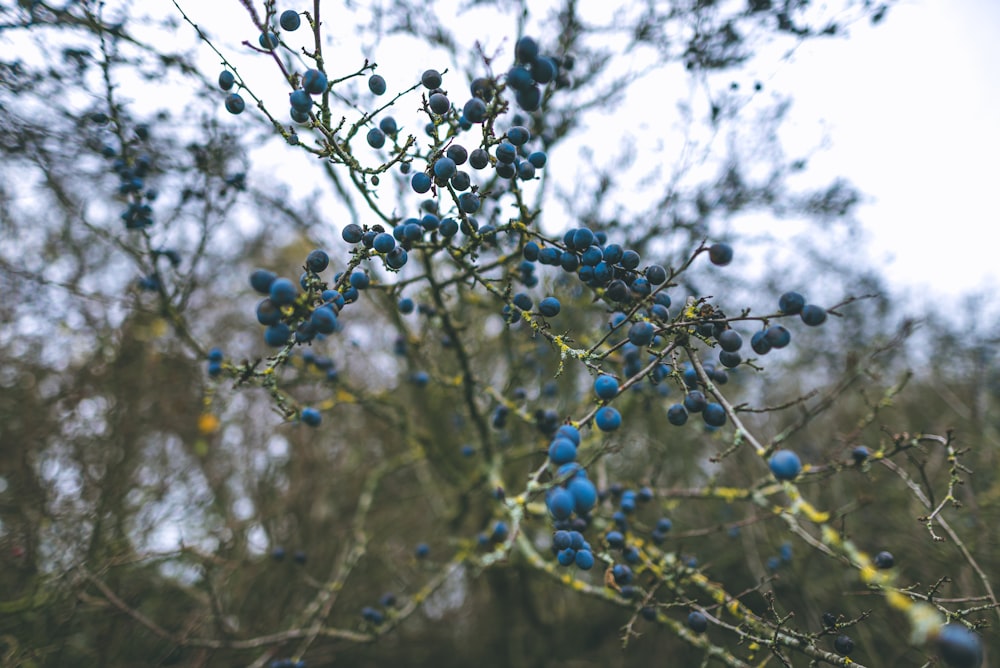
765,325,791,349
595,406,622,432
463,98,487,123
548,438,577,465
264,323,291,347
342,223,363,243
751,329,772,355
366,127,385,148
546,487,575,520
538,297,561,317
574,549,595,570
687,611,708,633
594,375,619,400
411,172,432,193
708,242,733,266
306,249,329,272
224,93,245,115
628,321,655,346
289,89,312,111
301,407,321,427
368,74,386,95
428,92,450,115
667,404,688,426
779,291,805,314
259,32,279,50
769,449,802,481
683,391,707,413
937,623,983,668
874,550,894,569
556,424,581,445
568,478,598,514
250,269,277,294
372,232,396,254
458,192,480,213
279,10,300,31
800,304,827,326
703,403,726,427
218,70,235,91
269,277,297,306
303,69,327,95
717,329,742,352
421,69,442,89
833,635,854,656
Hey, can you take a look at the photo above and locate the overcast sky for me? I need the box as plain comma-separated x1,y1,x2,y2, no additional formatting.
774,0,1000,303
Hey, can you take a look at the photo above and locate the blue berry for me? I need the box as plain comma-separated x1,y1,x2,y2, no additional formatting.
421,69,442,89
289,89,312,111
428,92,450,115
264,323,291,347
834,635,854,656
303,70,328,95
458,192,480,213
800,304,827,326
556,424,581,445
250,269,277,294
342,223,363,243
567,477,598,514
769,449,802,481
527,151,547,168
415,542,430,558
225,93,246,115
779,291,805,314
594,375,619,400
937,623,983,668
507,126,530,145
547,487,575,520
269,278,297,306
411,172,432,193
259,32,279,50
874,551,894,569
703,403,726,427
368,74,387,95
279,10,300,31
574,549,595,570
301,407,321,427
751,329,772,355
595,406,622,432
708,242,733,266
218,70,235,91
463,98,487,123
683,391,707,413
366,127,386,148
628,321,655,346
373,232,395,253
548,438,577,465
667,404,688,426
379,116,397,136
515,36,539,63
717,329,742,352
764,325,791,349
557,548,576,566
306,249,329,273
553,530,572,550
538,297,561,317
687,611,708,633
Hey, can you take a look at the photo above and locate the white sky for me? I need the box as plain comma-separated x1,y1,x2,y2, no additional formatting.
774,0,1000,302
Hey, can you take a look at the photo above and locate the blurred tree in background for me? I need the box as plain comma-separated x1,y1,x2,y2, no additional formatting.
0,1,995,667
